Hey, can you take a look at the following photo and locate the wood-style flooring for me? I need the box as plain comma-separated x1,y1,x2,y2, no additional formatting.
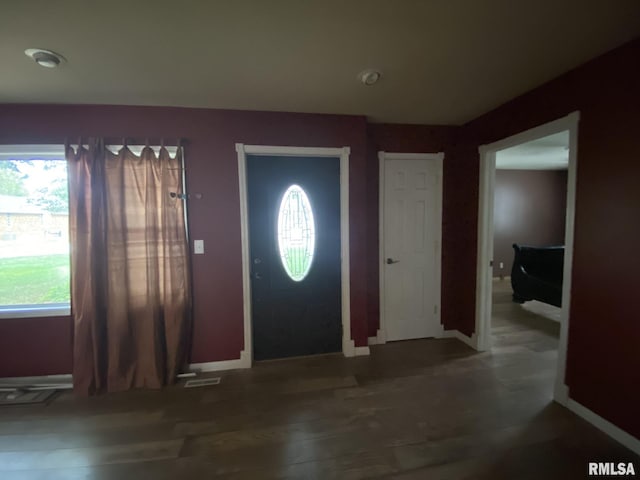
0,281,637,479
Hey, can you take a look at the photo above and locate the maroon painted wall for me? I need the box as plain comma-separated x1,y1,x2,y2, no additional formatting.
365,125,457,337
459,38,640,439
0,106,371,376
0,316,72,376
493,169,567,276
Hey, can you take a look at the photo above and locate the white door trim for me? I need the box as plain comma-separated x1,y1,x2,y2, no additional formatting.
235,144,356,367
475,111,580,405
377,151,445,344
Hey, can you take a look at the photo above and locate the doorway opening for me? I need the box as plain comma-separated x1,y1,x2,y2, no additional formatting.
236,144,357,366
475,112,579,405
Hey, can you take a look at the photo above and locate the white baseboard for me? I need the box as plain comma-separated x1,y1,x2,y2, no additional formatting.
343,338,356,357
354,345,370,356
554,382,569,406
566,397,640,456
188,350,251,373
441,329,479,349
368,336,378,346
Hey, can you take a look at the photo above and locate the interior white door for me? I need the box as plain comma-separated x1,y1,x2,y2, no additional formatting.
383,156,442,341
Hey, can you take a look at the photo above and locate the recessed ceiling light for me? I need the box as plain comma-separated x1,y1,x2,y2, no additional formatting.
358,69,381,86
24,48,66,68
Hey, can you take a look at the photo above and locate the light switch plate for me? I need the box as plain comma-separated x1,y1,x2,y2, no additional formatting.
194,239,204,254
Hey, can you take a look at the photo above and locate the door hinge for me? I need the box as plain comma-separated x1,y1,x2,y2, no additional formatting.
489,260,494,267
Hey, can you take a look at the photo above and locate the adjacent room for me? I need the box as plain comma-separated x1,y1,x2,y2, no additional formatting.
491,132,570,398
0,1,639,478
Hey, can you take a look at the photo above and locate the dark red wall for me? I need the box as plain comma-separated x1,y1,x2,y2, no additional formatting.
0,106,372,375
0,316,72,376
459,38,640,439
493,169,567,275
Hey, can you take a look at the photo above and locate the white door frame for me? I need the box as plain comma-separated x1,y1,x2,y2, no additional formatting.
235,144,357,367
475,111,580,405
376,151,445,344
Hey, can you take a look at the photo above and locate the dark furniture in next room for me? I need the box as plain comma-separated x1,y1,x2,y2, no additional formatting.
511,243,564,307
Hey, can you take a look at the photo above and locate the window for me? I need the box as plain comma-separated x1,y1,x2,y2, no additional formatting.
277,184,315,281
0,145,70,318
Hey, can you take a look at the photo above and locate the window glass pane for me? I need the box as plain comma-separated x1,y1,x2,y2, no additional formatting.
0,158,70,307
277,185,315,281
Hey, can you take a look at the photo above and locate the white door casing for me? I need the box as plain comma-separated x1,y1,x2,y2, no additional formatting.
475,112,580,406
235,144,366,368
378,152,444,343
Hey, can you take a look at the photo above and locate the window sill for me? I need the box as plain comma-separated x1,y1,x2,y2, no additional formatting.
0,304,71,319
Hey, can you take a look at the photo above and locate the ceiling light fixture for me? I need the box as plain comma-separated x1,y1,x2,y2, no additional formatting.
24,48,66,68
358,69,381,86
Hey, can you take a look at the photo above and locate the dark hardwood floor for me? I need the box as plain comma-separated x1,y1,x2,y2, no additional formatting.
1,283,637,479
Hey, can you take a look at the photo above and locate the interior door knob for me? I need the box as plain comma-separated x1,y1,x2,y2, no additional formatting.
386,258,400,265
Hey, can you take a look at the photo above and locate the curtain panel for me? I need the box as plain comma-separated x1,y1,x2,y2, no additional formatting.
67,140,191,394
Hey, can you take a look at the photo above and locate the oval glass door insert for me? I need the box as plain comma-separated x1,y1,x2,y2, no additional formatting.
277,184,316,281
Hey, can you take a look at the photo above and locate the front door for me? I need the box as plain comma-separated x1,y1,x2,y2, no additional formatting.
247,155,341,361
382,156,443,341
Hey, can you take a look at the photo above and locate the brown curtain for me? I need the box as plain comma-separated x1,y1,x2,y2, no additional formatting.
67,140,191,394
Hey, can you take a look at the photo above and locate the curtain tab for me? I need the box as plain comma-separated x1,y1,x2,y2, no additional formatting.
64,138,74,157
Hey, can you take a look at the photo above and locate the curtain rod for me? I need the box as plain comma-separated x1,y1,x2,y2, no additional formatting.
66,137,185,147
67,144,183,154
65,144,184,160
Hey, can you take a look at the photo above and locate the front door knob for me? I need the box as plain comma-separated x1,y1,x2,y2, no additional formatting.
386,258,400,265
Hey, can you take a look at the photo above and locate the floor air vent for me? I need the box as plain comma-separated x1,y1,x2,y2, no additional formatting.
184,377,221,388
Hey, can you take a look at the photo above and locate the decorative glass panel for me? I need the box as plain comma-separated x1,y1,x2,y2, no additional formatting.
277,184,315,281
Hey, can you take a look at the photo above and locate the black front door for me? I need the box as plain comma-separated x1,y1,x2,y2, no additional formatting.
247,155,341,361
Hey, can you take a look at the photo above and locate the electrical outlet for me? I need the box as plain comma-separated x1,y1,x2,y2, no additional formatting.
499,262,504,269
194,239,204,254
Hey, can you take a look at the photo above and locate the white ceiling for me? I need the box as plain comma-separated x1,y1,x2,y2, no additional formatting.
496,131,569,170
1,0,639,125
